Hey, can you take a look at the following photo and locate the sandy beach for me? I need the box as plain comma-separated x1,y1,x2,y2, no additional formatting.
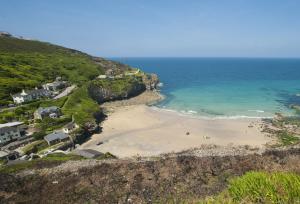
79,92,272,158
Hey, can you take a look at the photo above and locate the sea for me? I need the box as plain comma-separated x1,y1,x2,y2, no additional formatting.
113,58,300,119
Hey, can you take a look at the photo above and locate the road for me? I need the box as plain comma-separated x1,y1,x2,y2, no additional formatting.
54,85,76,99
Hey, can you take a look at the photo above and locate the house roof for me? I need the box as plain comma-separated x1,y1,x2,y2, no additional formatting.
44,81,65,87
44,131,69,142
64,122,76,129
36,106,59,115
0,122,24,129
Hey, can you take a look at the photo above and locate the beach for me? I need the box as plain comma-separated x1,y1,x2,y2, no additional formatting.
79,92,272,158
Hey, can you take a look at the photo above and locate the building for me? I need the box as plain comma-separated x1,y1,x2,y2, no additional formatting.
63,122,78,134
105,69,114,76
0,122,24,144
97,75,107,79
12,88,50,104
44,131,69,146
42,77,67,92
74,149,103,159
34,106,60,120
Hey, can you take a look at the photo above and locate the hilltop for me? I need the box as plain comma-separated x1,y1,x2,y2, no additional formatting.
0,34,130,105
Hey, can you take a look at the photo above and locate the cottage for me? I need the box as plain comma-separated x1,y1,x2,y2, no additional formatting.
12,88,50,104
44,131,69,145
42,77,67,92
0,122,24,144
63,122,78,134
34,106,60,120
74,149,103,159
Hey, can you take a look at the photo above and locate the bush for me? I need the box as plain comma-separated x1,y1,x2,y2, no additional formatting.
31,131,47,140
202,171,300,203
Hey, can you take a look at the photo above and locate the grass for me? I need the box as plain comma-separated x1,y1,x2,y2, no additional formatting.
62,85,100,125
35,115,72,133
0,36,104,105
90,75,144,97
0,158,7,166
37,142,67,154
40,153,84,161
277,131,300,146
21,140,48,154
201,171,300,204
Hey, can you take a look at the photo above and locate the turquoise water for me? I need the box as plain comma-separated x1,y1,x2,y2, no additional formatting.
114,58,300,118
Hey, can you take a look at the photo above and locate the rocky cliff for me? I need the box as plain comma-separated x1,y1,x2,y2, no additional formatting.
88,76,146,103
142,73,159,90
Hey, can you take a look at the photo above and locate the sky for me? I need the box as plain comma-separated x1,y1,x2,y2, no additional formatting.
1,0,300,58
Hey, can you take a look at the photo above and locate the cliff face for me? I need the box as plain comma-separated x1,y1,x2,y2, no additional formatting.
88,77,146,103
142,73,159,90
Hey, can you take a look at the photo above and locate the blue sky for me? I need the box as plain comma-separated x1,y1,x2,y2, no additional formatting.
1,0,300,57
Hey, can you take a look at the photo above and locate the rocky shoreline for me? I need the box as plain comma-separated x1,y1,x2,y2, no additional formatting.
100,90,164,113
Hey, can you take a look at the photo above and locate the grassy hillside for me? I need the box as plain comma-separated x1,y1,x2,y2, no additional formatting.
0,36,105,105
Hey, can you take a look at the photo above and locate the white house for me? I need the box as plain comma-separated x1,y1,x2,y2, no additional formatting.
0,122,24,144
97,75,107,79
11,88,50,104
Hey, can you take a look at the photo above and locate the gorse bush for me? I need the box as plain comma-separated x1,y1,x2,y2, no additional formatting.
203,171,300,204
227,171,300,203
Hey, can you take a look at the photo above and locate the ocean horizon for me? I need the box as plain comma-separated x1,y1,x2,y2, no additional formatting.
113,57,300,118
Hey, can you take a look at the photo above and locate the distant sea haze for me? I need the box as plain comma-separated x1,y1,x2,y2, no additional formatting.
114,57,300,118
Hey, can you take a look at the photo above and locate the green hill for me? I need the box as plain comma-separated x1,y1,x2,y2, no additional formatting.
0,35,116,105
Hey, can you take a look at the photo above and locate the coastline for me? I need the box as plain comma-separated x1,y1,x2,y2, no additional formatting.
79,91,274,158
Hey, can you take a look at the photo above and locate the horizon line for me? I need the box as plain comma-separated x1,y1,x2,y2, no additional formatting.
107,56,300,59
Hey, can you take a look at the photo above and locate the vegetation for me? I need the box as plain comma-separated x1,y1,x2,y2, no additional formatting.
202,171,300,204
0,153,84,174
35,116,72,133
62,85,100,125
22,140,48,154
95,152,117,160
91,75,144,96
276,130,300,146
0,85,99,127
40,153,84,161
0,96,68,123
0,36,104,105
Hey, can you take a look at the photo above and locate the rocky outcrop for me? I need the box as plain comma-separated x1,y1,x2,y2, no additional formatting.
88,78,146,103
142,73,159,90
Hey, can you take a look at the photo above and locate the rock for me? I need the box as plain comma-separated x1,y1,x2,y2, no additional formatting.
142,73,159,90
88,78,146,103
